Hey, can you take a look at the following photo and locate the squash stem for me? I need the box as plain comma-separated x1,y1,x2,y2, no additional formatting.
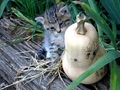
76,20,87,35
76,12,87,35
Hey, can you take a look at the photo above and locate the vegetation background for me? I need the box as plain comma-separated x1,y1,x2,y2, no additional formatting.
0,0,120,90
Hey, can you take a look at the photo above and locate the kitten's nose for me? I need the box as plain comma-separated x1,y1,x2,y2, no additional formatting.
57,30,61,33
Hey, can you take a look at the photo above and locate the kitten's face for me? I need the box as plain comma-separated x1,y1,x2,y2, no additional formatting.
35,4,72,33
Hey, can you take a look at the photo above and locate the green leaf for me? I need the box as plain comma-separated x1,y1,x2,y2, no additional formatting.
88,0,103,44
65,50,120,90
102,42,115,51
100,0,120,24
69,3,79,22
88,0,99,13
0,0,9,18
111,21,117,40
12,8,36,25
110,61,120,90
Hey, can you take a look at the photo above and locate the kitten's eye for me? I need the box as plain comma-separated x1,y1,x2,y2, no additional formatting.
50,27,55,30
59,22,64,28
65,19,71,25
59,22,63,26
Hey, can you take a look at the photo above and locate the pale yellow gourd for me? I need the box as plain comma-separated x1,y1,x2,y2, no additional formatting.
62,13,107,84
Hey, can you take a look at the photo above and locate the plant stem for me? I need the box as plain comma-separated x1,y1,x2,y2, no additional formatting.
76,12,87,35
76,20,87,35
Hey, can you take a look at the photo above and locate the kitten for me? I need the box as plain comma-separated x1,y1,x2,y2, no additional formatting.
35,4,72,61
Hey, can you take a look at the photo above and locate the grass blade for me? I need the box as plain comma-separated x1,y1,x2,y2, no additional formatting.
88,0,103,44
0,0,9,18
100,0,120,24
12,8,36,25
65,50,120,90
111,21,117,40
110,61,120,90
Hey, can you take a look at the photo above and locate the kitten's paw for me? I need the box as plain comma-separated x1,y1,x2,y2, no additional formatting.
37,47,46,60
37,52,45,59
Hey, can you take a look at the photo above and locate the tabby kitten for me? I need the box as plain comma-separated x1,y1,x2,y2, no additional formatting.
35,4,72,61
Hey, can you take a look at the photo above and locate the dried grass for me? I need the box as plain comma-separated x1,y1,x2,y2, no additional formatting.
0,51,65,90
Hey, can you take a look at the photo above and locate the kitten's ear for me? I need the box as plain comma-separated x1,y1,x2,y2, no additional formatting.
59,6,70,16
35,16,44,24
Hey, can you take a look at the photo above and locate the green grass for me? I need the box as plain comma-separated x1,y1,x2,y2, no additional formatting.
11,0,54,20
0,0,9,18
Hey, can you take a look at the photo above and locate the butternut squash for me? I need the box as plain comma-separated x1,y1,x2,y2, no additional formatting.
62,13,107,84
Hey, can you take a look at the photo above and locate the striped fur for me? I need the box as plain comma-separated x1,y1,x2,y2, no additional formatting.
35,4,72,61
